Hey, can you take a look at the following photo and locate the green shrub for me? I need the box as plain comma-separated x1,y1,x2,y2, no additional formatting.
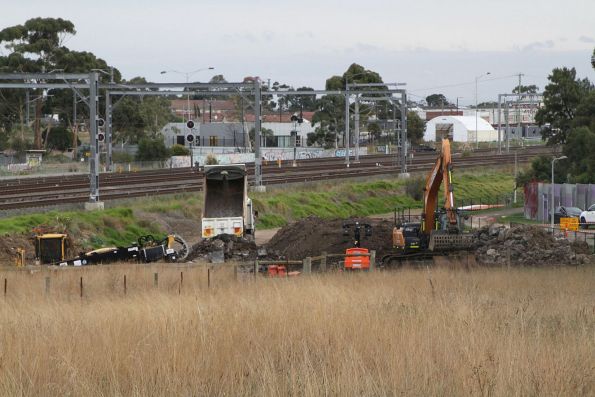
405,177,425,201
170,144,190,156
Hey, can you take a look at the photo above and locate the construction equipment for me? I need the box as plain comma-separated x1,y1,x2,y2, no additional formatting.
201,164,255,240
385,138,473,263
50,234,189,266
342,221,372,248
35,233,68,264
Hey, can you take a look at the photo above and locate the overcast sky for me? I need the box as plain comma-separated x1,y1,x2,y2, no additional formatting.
2,0,594,105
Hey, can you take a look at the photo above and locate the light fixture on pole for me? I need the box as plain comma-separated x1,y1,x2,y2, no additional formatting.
160,67,214,123
475,72,490,149
550,156,567,231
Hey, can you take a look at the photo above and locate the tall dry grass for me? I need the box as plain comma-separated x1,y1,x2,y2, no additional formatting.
0,265,593,396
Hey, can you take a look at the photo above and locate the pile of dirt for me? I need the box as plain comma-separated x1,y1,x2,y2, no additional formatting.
266,216,394,260
187,234,278,263
474,224,592,265
0,235,35,265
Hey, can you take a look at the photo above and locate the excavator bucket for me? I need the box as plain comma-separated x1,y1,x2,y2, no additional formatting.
428,232,474,252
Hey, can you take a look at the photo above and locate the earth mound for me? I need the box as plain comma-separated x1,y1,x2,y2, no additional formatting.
266,216,394,260
474,224,592,265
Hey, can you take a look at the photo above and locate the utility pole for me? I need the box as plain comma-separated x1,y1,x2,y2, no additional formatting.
354,94,360,163
517,73,524,142
344,85,350,166
88,71,101,206
253,78,264,191
105,91,113,171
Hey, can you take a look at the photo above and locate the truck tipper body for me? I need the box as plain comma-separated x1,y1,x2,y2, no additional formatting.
201,164,255,239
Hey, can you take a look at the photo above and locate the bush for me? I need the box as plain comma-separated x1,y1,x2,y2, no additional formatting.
44,126,76,151
136,137,170,161
170,144,190,156
112,152,134,163
205,154,219,165
10,136,31,155
405,177,425,201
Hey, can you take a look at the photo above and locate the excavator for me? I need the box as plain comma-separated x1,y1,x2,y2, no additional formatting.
384,138,473,263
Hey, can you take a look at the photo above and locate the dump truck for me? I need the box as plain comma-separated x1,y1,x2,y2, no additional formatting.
201,164,255,240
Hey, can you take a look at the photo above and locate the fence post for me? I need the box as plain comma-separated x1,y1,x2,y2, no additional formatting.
370,250,376,272
124,275,127,295
3,278,6,298
303,257,312,274
154,273,158,288
207,267,211,288
45,276,50,296
79,277,83,299
320,252,327,272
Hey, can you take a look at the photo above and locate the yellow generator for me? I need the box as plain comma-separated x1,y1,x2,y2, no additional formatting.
35,234,67,264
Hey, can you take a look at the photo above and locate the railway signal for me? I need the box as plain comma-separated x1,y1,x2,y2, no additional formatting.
186,120,195,129
186,134,194,142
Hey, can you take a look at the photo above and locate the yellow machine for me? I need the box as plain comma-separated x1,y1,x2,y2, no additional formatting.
34,233,67,264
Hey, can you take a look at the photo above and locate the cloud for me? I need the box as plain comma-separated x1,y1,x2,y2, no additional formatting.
578,35,595,43
521,40,555,51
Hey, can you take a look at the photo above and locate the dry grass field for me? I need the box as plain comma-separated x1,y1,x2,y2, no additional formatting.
0,265,593,396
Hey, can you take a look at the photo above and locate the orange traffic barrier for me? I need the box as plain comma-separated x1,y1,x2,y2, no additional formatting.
267,265,278,277
344,248,370,270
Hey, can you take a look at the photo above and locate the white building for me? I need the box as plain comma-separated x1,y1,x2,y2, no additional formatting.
424,116,498,142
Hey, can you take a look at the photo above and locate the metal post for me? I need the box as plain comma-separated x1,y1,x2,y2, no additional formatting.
25,89,30,125
551,159,555,232
400,94,408,174
354,94,360,163
517,73,523,143
254,79,263,187
105,90,113,172
514,151,518,204
505,101,510,153
475,76,478,149
497,94,502,154
89,71,100,202
344,86,350,166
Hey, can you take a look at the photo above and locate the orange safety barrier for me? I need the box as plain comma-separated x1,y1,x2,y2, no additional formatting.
277,265,287,277
344,248,370,270
268,265,278,277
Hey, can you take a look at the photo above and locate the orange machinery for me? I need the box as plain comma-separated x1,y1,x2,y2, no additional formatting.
392,138,472,254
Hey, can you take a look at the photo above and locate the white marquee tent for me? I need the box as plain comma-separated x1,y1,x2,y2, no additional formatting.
424,116,498,142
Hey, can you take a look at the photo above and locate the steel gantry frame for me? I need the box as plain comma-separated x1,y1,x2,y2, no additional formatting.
0,72,103,203
270,86,408,173
0,74,409,198
496,92,543,153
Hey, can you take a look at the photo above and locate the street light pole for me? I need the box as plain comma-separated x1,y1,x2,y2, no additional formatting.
551,156,567,231
475,72,490,149
160,67,214,122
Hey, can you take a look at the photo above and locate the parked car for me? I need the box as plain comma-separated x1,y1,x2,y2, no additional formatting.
553,206,583,224
579,204,595,229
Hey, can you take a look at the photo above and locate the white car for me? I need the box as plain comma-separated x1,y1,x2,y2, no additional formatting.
579,204,595,229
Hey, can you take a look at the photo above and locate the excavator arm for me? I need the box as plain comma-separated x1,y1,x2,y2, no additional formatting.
421,138,459,234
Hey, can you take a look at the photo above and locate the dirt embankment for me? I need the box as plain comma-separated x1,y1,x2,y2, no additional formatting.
266,216,395,260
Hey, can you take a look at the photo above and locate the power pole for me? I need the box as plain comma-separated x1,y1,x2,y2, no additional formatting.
517,73,524,141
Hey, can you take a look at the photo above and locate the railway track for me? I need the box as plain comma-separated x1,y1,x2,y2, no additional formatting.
0,146,552,210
